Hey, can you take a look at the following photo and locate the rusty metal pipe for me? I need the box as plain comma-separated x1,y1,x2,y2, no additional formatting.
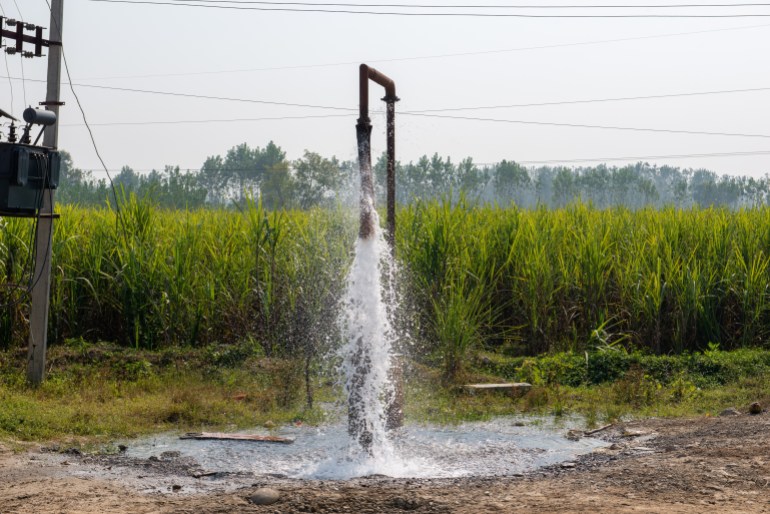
351,64,402,449
356,63,398,243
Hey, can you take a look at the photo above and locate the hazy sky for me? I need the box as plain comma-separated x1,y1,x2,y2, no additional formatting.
1,1,769,179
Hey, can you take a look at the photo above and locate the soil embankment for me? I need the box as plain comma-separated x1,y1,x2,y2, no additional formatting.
1,414,769,513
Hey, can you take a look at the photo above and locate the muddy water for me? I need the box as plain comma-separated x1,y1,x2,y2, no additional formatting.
122,417,606,481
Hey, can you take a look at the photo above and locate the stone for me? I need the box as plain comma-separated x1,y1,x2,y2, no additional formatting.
117,444,128,453
248,488,281,506
749,402,762,415
161,451,181,459
565,430,582,441
719,407,741,417
171,484,182,492
390,498,421,511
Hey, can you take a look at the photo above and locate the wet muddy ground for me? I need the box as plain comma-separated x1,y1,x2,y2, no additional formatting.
2,413,770,513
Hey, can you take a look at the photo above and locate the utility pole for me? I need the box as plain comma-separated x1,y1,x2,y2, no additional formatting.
27,0,63,386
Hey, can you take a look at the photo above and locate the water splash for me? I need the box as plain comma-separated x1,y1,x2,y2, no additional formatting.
340,205,400,468
122,417,608,481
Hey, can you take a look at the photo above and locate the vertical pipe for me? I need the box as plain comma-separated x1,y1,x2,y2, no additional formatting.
352,65,403,446
385,99,396,249
359,64,369,121
356,65,375,240
350,64,375,451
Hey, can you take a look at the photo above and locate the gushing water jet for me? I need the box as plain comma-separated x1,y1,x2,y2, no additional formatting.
346,64,401,455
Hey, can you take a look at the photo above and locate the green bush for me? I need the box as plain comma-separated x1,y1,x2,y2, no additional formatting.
476,346,770,391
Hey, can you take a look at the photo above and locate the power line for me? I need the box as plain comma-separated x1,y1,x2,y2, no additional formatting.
87,0,770,16
57,109,770,141
2,76,357,111
412,86,770,113
402,112,770,140
0,67,10,121
0,4,14,115
3,75,768,115
10,0,28,108
41,0,123,216
159,0,770,8
61,113,352,126
73,149,770,173
513,150,770,165
78,23,770,80
0,74,763,140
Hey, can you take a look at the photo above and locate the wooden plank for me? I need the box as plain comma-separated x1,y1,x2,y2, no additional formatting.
462,383,532,398
585,423,614,436
463,383,532,391
180,432,294,444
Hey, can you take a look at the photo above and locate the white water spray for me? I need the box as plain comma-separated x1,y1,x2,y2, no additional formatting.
340,204,400,465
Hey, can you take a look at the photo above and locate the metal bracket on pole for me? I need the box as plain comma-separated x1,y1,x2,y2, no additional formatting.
0,16,56,57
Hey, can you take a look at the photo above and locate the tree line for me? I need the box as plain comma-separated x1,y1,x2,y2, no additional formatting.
57,141,770,209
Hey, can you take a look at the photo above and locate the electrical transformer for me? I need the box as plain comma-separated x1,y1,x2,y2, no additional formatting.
0,142,60,215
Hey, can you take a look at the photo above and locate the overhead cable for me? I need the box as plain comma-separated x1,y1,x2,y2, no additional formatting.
87,0,770,17
3,75,768,139
3,75,767,114
514,149,770,165
73,149,770,173
162,1,770,8
79,23,770,80
401,112,770,140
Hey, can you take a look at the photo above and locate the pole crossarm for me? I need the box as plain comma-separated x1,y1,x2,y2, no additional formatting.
0,16,58,58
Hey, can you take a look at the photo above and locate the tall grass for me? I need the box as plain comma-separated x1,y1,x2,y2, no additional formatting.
0,195,354,357
2,198,770,373
398,201,770,360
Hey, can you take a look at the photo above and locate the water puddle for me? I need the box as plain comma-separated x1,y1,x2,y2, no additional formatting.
122,416,607,480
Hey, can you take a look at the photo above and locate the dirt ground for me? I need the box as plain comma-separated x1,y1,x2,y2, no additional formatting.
2,414,770,513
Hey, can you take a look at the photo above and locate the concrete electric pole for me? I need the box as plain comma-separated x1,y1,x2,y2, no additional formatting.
26,0,63,385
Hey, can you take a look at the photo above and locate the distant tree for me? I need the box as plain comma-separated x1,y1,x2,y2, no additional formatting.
56,150,112,206
114,166,139,192
208,141,289,204
578,166,610,207
690,169,720,208
428,153,453,189
455,157,486,197
534,167,555,206
293,151,345,209
261,161,295,210
552,167,577,207
199,155,225,204
610,166,637,207
637,177,660,206
404,156,431,201
136,166,208,209
493,160,530,204
164,166,208,209
56,147,770,211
